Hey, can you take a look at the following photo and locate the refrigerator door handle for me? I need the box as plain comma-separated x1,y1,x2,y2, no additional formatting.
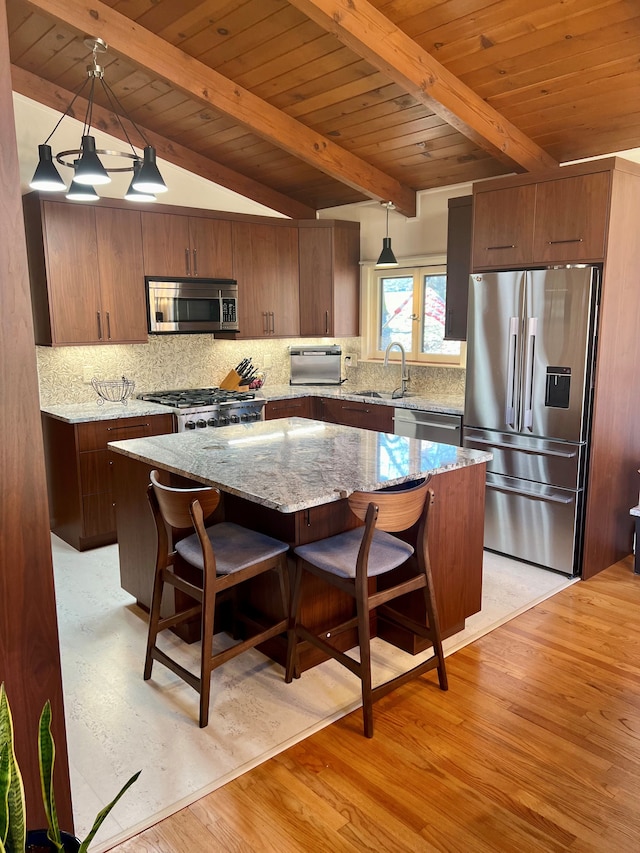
486,481,574,505
466,436,578,459
505,316,519,428
522,316,538,431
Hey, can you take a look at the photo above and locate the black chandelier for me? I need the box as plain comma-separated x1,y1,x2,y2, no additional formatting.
29,37,167,202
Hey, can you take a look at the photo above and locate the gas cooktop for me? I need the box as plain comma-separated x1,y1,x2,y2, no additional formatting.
138,387,256,408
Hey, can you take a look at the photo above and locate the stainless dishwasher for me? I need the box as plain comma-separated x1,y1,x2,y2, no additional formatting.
393,408,462,445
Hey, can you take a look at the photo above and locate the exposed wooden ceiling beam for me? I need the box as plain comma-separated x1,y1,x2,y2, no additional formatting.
287,0,559,174
22,0,418,217
11,65,316,220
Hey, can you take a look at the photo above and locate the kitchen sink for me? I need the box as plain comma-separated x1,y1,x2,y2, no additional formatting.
353,390,414,400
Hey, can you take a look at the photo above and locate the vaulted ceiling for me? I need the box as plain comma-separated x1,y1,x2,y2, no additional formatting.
8,0,640,218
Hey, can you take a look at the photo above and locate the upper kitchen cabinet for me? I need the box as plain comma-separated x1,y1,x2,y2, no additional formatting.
445,196,472,341
23,194,147,346
298,220,360,337
232,220,300,338
472,167,612,270
141,211,233,278
472,184,536,270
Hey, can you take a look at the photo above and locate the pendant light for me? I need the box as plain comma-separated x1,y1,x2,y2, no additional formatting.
377,202,398,268
29,36,168,200
65,160,99,201
125,161,157,202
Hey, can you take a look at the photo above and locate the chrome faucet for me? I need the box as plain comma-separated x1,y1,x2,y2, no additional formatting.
384,341,409,398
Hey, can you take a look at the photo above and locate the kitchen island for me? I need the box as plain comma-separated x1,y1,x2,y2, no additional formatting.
108,418,491,669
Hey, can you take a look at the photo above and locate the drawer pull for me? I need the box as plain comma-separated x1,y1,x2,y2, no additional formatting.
106,423,150,432
547,238,583,245
486,244,515,250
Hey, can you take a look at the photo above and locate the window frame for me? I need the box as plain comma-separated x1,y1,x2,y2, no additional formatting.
361,257,466,367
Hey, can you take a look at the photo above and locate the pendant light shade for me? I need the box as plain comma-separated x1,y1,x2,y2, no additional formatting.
65,159,99,201
29,144,67,192
125,161,156,202
376,202,398,268
131,146,168,194
73,135,111,185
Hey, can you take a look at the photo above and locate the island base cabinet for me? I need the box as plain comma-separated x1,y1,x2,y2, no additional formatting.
111,456,485,669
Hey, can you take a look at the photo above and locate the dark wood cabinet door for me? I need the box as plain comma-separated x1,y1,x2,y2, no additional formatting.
264,397,313,419
188,216,233,278
319,397,393,432
95,207,147,343
445,195,472,340
299,227,333,336
472,184,536,270
232,221,300,338
299,222,360,337
532,172,610,263
41,201,102,344
141,211,191,276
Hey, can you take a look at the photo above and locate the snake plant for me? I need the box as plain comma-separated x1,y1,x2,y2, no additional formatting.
0,684,140,853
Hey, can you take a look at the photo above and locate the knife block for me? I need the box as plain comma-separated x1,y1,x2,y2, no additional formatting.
219,369,243,391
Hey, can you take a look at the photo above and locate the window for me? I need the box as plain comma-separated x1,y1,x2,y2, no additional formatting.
362,262,464,365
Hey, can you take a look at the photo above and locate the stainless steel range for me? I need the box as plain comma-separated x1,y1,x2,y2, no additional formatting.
138,387,265,432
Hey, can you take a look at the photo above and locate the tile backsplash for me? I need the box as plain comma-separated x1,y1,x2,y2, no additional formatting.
36,336,465,405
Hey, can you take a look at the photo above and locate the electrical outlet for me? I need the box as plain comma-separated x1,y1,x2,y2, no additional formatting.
82,365,94,383
263,354,272,368
345,354,357,368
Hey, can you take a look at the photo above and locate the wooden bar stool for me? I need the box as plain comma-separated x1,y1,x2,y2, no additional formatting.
144,470,292,727
285,477,447,737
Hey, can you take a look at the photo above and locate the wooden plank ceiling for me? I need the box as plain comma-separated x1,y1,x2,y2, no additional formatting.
7,0,640,217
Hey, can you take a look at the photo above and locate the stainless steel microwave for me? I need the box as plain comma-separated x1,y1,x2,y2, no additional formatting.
146,277,239,334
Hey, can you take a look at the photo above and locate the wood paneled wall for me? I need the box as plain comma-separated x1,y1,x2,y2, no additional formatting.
0,0,72,831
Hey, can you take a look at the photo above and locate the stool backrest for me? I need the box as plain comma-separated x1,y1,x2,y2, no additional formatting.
348,477,431,533
149,469,220,530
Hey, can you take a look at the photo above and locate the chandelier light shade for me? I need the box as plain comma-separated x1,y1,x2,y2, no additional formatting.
66,160,99,201
131,146,168,194
125,161,157,202
30,144,67,192
376,202,398,267
29,37,168,202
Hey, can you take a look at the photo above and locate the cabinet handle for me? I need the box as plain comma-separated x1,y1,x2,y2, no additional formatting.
486,244,516,250
185,248,191,276
305,509,311,527
193,247,198,276
96,311,102,340
342,405,369,413
106,423,150,431
325,310,329,335
547,238,584,245
270,311,275,334
106,312,111,340
262,312,269,334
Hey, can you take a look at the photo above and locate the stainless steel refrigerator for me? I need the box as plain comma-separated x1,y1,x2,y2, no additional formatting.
463,266,600,575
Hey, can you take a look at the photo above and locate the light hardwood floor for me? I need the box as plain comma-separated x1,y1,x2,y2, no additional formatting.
106,557,640,852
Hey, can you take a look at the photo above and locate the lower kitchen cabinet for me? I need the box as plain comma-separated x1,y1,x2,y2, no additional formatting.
318,397,394,432
264,397,316,420
42,412,174,550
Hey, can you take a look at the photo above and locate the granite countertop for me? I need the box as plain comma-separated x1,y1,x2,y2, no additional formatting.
108,417,490,513
258,384,465,415
41,400,175,423
42,385,465,424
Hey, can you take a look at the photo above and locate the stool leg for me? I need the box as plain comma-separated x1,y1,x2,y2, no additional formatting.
144,565,165,681
285,559,303,683
199,579,216,728
355,583,374,738
421,572,448,692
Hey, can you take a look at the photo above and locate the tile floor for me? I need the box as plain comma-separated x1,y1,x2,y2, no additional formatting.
51,535,575,852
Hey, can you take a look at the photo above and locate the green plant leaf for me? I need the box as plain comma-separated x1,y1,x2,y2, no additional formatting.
78,770,141,853
0,743,10,845
38,701,63,852
0,684,26,853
